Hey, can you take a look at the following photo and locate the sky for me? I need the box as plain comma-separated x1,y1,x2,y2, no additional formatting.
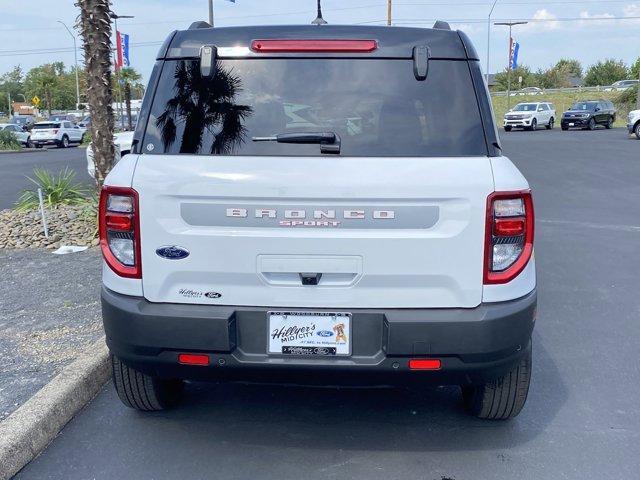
1,0,639,82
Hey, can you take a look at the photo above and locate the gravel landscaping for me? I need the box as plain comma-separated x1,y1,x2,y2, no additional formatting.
0,247,103,421
0,204,98,250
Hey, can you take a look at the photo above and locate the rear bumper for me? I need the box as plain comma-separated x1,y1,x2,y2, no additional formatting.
102,287,536,386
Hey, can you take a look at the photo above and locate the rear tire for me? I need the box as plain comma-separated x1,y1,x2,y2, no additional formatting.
462,347,532,420
561,125,568,131
546,117,554,130
26,138,34,148
635,122,640,140
605,117,613,129
58,135,69,148
504,126,512,132
111,354,184,411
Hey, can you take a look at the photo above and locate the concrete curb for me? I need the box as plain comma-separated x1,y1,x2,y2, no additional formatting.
0,149,47,155
0,336,110,480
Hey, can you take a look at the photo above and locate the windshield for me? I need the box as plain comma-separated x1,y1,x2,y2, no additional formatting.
512,104,538,112
32,123,60,130
142,58,487,157
571,102,598,111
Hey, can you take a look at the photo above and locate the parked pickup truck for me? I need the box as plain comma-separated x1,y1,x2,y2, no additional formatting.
100,22,536,419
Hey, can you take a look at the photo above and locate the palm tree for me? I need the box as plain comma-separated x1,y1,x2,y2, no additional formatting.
75,0,115,188
118,67,142,130
156,60,253,155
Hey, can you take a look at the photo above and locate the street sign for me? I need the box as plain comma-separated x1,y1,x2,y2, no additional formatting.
32,96,41,107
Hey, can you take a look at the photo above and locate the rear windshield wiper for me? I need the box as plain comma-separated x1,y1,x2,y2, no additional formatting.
252,132,341,154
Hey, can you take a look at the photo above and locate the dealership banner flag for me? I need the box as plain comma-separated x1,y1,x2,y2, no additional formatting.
116,31,130,70
511,39,520,70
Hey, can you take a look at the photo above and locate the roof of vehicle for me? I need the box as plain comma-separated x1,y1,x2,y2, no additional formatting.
159,24,478,61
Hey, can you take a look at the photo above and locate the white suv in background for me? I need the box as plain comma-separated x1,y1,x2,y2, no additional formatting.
627,109,640,139
30,120,84,148
504,102,556,131
86,130,134,179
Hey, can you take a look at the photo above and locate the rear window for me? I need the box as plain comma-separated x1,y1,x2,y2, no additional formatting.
33,123,60,130
142,58,487,157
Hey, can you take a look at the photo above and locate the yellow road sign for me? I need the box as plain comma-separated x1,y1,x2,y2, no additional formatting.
32,96,41,106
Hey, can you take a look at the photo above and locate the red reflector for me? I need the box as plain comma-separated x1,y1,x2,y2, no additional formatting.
105,214,132,231
408,359,442,370
251,39,378,53
494,218,525,236
178,354,210,366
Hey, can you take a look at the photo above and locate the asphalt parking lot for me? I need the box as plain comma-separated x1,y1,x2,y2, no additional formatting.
0,147,92,210
13,128,640,479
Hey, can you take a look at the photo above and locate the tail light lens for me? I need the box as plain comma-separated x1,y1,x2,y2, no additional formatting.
52,129,58,134
484,191,534,284
99,186,141,278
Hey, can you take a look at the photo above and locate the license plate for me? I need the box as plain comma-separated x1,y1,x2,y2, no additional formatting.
569,123,575,126
268,311,351,356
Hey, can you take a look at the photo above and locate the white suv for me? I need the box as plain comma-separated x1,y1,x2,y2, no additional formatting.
30,120,84,148
627,109,640,139
99,23,536,420
504,102,556,131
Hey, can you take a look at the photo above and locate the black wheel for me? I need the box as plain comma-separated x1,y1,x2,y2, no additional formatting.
462,346,531,420
504,126,512,132
604,117,613,129
111,354,184,411
35,144,43,149
528,118,537,131
59,135,69,148
26,138,34,148
587,118,596,130
546,117,554,130
635,122,640,140
561,125,568,131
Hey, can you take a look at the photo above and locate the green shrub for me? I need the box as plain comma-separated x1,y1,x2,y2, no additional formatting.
81,130,92,146
0,130,22,151
16,167,89,211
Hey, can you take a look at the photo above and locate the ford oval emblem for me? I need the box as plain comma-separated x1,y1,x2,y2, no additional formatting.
317,330,333,338
156,246,190,260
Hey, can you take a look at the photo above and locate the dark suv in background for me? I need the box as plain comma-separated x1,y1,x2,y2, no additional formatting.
561,100,616,130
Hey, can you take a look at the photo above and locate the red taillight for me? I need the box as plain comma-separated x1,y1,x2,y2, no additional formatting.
251,39,378,53
105,213,132,231
52,129,58,134
408,359,442,370
494,218,525,236
484,191,534,285
99,186,141,279
178,354,210,366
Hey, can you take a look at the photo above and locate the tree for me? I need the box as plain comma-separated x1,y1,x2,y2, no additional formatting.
24,64,59,116
117,67,142,130
554,58,582,78
493,65,536,91
76,0,115,188
0,66,25,113
630,57,640,81
583,59,629,87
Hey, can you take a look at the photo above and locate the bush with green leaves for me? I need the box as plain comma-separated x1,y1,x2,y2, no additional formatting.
16,167,89,211
0,130,22,151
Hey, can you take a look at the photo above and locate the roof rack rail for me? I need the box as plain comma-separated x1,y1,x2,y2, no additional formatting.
189,21,212,30
433,20,451,30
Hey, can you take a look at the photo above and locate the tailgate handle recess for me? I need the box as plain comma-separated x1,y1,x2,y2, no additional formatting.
299,273,322,286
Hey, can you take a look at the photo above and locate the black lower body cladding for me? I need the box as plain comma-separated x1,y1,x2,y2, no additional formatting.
102,287,536,386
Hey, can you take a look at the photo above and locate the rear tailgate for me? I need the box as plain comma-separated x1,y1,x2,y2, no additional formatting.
134,154,494,308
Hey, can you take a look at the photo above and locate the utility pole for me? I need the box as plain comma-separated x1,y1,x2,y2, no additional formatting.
486,0,499,84
209,0,214,26
387,0,392,26
494,21,527,108
57,21,81,110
